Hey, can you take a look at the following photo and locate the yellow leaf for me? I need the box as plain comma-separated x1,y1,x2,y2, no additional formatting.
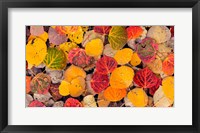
70,77,85,97
162,76,174,101
64,65,86,82
59,81,70,96
68,26,84,44
59,42,78,60
26,38,47,66
85,38,103,57
28,32,48,42
82,95,97,107
130,52,141,66
110,66,134,88
114,48,133,65
127,88,148,107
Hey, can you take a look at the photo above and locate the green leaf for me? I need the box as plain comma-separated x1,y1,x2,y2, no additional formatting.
43,48,67,70
108,26,127,50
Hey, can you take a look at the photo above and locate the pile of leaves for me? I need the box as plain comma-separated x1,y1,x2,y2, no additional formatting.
26,26,174,107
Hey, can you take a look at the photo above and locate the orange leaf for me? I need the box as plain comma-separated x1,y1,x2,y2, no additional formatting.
104,86,126,102
162,54,174,75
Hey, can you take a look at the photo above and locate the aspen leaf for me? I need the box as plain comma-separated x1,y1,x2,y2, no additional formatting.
130,52,141,67
68,48,94,68
97,91,110,107
127,88,148,107
70,77,86,97
59,80,70,96
26,76,31,94
136,37,158,63
162,76,174,101
82,30,105,47
82,95,97,107
162,54,174,76
28,100,45,107
103,44,118,57
147,26,171,43
90,72,109,93
94,26,111,35
110,66,134,89
108,26,128,50
68,26,84,44
48,27,68,45
147,57,162,74
30,73,51,94
33,92,52,103
104,86,127,102
64,98,82,107
59,42,78,60
43,48,67,70
26,38,47,66
64,65,86,82
30,26,44,36
53,101,64,107
126,26,147,41
49,83,62,101
96,56,117,74
133,67,158,88
85,38,104,57
114,48,133,65
28,32,48,42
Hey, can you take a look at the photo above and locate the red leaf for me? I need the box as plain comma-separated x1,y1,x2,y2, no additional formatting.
170,26,174,37
126,26,144,41
28,100,45,107
68,48,94,68
30,26,44,36
94,26,111,35
133,67,157,88
91,72,109,93
96,56,117,74
49,84,62,101
64,98,82,107
149,78,161,95
48,27,68,45
162,54,174,75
